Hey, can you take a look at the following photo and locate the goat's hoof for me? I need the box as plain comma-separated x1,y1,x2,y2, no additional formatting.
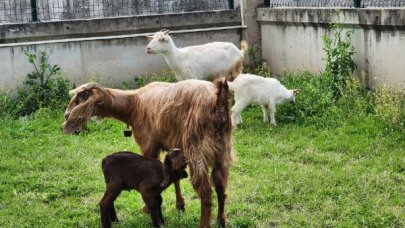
176,203,185,212
142,206,150,214
111,217,119,222
217,217,226,227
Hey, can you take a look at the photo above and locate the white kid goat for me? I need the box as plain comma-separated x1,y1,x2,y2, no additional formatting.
228,73,299,127
146,29,247,81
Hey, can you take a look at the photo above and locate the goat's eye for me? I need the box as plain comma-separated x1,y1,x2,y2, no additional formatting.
76,95,88,105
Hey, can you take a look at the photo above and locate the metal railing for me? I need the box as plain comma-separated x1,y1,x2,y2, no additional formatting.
0,0,234,24
264,0,405,7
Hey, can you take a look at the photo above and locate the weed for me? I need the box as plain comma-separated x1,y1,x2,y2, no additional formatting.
322,19,357,99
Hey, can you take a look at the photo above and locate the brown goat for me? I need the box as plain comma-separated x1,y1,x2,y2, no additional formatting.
100,148,188,228
63,79,233,227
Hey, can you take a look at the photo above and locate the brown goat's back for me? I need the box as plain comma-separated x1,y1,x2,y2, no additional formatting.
131,79,232,186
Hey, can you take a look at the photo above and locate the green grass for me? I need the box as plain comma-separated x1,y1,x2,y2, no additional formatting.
0,107,403,227
1,73,404,227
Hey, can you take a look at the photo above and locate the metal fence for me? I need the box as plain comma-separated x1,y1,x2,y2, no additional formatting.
0,0,233,24
265,0,405,7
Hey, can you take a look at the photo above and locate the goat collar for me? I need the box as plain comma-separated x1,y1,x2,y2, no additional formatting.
123,124,132,137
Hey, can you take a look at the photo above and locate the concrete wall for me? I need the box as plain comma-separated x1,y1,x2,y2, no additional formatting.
258,8,405,88
0,10,242,88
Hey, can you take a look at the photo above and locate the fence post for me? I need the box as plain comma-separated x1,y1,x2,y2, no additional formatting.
354,0,361,8
228,0,234,9
30,0,38,22
264,0,270,7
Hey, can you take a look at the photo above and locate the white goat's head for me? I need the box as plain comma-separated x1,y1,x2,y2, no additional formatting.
62,83,107,134
289,89,300,103
145,29,172,54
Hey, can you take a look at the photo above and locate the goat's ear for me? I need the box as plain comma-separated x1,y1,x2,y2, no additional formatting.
145,35,153,41
292,89,300,96
160,163,171,188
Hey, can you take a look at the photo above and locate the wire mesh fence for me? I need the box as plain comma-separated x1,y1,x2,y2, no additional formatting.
0,0,233,24
266,0,405,7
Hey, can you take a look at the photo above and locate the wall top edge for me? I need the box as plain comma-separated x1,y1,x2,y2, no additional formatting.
257,7,405,27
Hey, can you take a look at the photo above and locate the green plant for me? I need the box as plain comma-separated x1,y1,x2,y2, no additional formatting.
0,89,17,118
253,61,271,77
322,21,357,99
15,51,70,116
244,46,271,76
134,70,177,88
374,84,405,130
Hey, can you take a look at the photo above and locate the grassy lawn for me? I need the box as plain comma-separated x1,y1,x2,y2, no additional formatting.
0,101,404,227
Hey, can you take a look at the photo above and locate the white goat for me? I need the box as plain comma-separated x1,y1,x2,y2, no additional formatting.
228,73,299,127
146,29,248,81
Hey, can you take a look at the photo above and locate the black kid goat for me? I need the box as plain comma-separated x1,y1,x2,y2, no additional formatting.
99,148,188,228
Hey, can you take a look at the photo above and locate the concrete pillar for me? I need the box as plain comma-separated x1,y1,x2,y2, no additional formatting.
239,0,263,66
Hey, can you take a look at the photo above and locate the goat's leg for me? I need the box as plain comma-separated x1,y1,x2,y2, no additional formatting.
156,195,165,225
261,105,269,122
141,193,164,228
212,162,229,227
190,165,212,228
268,101,277,126
99,184,121,228
173,180,185,211
109,202,118,222
231,100,248,127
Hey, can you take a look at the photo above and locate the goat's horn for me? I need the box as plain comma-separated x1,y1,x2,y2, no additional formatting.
160,29,170,34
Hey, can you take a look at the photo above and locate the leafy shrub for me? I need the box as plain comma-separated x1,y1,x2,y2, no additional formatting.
0,51,71,118
15,51,71,116
322,22,357,100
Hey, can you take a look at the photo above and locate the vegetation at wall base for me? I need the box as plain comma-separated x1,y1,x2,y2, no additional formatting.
1,70,404,227
0,51,71,118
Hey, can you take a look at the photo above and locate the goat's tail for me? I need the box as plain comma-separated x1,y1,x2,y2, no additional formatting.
240,40,248,56
225,40,248,82
214,78,231,128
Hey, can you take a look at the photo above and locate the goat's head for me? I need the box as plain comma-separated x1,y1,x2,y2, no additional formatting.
289,89,300,103
62,82,107,134
145,29,172,54
160,148,188,188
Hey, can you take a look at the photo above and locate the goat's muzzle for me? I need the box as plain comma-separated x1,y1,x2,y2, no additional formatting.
146,47,155,54
181,171,188,179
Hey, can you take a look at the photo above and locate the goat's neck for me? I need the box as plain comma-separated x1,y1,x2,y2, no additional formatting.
162,39,182,71
98,89,135,126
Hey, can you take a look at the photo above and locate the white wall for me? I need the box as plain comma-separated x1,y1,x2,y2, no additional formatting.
258,8,405,88
0,29,241,88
